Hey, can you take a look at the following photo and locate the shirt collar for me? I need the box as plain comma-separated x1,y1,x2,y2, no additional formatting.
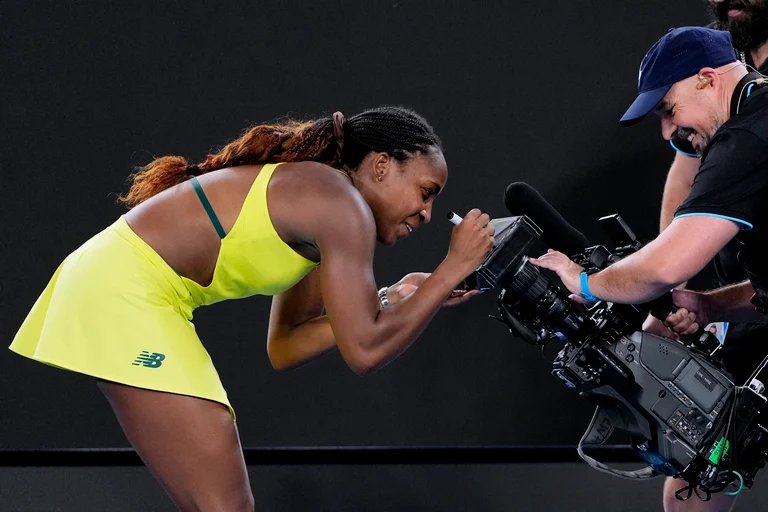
730,71,764,116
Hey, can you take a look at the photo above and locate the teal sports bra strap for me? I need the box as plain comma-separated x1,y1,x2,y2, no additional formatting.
189,177,227,239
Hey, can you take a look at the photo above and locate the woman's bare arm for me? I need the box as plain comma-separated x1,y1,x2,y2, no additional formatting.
311,193,490,375
267,268,338,371
265,161,493,375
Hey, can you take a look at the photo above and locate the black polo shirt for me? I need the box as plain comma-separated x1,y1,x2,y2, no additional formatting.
671,72,768,381
674,72,768,265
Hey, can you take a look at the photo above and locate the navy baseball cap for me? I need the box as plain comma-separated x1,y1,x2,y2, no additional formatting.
620,27,738,126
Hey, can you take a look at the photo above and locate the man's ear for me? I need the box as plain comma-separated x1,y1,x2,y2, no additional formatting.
696,68,717,89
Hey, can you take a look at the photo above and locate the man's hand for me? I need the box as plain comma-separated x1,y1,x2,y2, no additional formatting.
642,314,680,339
664,289,711,336
387,272,479,307
529,249,585,295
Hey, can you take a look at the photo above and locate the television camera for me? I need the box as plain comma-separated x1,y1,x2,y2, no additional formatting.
470,183,768,500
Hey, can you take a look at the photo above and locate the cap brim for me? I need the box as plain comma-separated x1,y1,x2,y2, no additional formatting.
619,85,672,127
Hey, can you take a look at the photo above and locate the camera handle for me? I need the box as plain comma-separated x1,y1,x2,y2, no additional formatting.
576,389,658,480
642,292,721,357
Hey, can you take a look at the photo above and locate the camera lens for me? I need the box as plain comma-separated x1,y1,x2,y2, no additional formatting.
502,260,589,340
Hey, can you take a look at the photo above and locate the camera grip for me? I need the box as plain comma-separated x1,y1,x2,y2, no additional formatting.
645,291,677,320
644,292,719,353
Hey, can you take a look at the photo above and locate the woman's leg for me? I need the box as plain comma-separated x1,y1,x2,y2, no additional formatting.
97,380,254,512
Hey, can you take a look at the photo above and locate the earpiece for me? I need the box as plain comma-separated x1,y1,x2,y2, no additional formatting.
696,75,712,89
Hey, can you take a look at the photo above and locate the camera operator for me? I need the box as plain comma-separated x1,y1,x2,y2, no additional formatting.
648,4,768,510
647,0,768,357
530,26,768,510
657,1,768,243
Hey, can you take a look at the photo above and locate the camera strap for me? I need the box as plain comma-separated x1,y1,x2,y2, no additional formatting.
577,405,658,479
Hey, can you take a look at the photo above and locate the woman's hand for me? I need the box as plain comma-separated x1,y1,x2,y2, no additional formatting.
386,272,428,304
442,209,496,282
529,249,584,295
387,272,480,307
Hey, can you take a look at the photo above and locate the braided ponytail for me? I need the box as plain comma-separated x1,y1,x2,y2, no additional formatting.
339,106,442,169
120,106,441,208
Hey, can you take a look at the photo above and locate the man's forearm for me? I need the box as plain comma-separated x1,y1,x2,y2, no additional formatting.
660,153,699,232
706,281,768,323
659,175,693,232
589,256,676,304
659,154,699,291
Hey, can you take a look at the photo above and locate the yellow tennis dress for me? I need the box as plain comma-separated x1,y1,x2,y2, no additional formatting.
9,163,318,419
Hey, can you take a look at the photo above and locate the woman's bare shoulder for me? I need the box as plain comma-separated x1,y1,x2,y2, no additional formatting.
268,161,374,238
273,162,364,207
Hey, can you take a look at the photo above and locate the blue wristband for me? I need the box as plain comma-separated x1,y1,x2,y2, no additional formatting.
579,271,600,302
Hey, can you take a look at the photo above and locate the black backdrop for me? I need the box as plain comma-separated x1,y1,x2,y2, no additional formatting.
1,1,709,449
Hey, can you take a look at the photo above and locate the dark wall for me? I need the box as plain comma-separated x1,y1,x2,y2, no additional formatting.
1,1,709,449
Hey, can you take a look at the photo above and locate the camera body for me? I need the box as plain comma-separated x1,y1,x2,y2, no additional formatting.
481,214,768,493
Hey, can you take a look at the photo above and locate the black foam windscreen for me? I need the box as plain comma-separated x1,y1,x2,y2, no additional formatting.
504,182,590,256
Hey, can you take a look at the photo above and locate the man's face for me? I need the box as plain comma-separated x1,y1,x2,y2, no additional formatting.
709,0,768,50
654,75,727,155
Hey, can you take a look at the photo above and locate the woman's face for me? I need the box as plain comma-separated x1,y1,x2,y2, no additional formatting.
356,149,448,246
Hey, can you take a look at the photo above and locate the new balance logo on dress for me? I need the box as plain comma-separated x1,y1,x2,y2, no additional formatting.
133,351,166,368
